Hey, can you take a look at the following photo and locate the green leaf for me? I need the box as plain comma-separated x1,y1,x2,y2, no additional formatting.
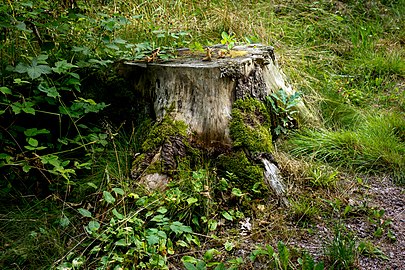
170,221,193,235
27,63,52,79
11,101,35,115
176,240,189,247
231,188,243,197
112,208,124,219
27,137,39,147
187,197,198,205
103,191,115,204
87,182,98,189
221,211,233,221
0,87,11,95
146,234,160,245
183,262,197,270
208,220,218,231
14,57,52,79
112,187,125,196
224,241,234,251
115,238,128,246
204,249,220,261
22,164,31,172
24,128,50,137
59,215,70,227
38,83,60,98
15,21,32,32
278,241,290,269
150,214,168,223
87,220,100,232
78,208,92,218
13,78,30,85
214,263,226,270
182,256,198,265
157,206,168,214
196,261,206,270
52,60,77,74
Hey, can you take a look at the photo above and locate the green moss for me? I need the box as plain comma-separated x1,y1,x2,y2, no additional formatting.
216,150,264,191
230,98,273,153
141,115,188,153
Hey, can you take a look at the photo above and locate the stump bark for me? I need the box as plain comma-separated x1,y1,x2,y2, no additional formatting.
122,44,315,148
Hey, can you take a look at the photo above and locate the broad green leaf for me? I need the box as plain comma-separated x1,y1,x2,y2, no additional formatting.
214,263,226,270
27,63,52,79
90,245,101,254
176,240,189,247
157,206,168,214
38,83,60,98
52,60,77,74
24,128,50,137
224,241,234,251
114,38,127,44
150,214,167,222
182,256,198,264
170,221,193,235
36,54,49,64
78,208,92,217
28,137,39,147
0,87,11,95
11,103,21,114
204,249,220,261
59,215,70,227
221,211,233,221
11,102,35,115
115,238,128,246
106,43,120,50
0,153,11,160
231,188,243,197
208,220,218,231
15,62,28,73
112,208,124,219
187,197,198,205
22,164,31,172
103,191,115,204
112,187,125,196
87,182,98,189
21,106,35,115
146,234,160,245
183,262,197,270
87,220,100,231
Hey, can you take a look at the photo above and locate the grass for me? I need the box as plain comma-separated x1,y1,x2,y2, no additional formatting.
325,225,358,270
287,112,405,183
0,197,68,269
1,0,404,269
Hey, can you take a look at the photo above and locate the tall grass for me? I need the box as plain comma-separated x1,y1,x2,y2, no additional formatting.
287,112,405,183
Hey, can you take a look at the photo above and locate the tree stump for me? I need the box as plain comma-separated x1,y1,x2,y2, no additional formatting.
123,44,315,148
120,44,315,202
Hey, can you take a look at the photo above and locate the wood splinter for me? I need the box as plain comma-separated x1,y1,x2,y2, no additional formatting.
202,47,213,61
146,47,160,63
